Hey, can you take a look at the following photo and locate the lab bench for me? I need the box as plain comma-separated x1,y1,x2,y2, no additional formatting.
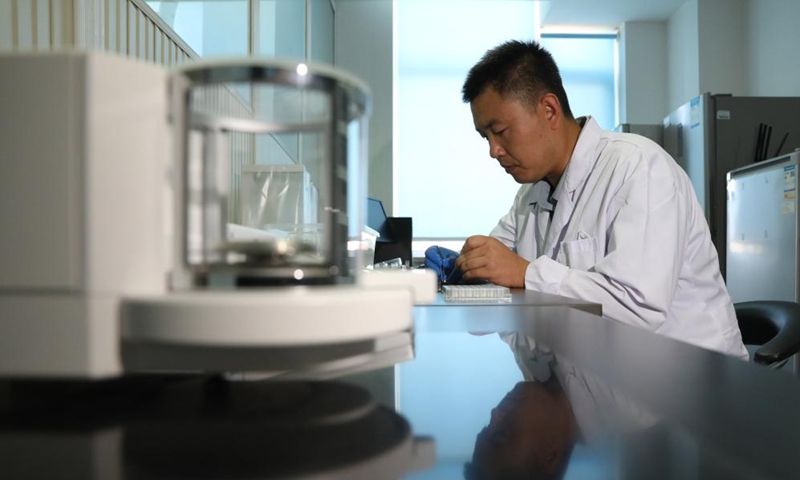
1,291,799,480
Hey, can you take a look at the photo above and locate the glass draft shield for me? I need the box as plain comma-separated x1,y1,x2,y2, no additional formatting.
170,58,371,287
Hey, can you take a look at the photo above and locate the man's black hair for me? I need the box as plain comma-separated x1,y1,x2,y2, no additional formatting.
461,40,574,119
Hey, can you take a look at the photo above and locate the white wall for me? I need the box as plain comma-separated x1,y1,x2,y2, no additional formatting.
664,0,800,110
667,0,700,111
334,0,394,212
697,0,747,97
619,21,669,124
746,0,800,96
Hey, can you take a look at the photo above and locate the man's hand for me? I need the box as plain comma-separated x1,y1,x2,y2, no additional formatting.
456,235,530,288
423,246,463,283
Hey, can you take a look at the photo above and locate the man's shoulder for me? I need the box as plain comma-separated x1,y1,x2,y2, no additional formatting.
602,130,666,158
596,130,677,172
594,130,691,195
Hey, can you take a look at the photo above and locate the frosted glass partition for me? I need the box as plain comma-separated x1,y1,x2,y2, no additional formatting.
539,34,618,131
396,1,618,239
309,0,335,64
145,0,249,58
396,0,536,239
260,0,307,163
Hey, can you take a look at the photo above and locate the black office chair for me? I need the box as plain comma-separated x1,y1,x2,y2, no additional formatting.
734,301,800,370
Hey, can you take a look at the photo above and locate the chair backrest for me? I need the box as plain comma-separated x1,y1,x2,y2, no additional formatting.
734,301,800,369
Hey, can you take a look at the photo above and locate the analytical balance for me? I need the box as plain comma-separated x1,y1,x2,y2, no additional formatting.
0,51,434,479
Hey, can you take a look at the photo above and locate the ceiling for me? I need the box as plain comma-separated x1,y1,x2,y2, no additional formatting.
541,0,689,29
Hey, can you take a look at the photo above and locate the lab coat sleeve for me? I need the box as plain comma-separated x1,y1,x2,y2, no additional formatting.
526,158,688,331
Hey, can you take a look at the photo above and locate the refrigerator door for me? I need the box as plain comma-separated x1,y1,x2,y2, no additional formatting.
666,94,800,279
713,96,800,278
726,152,800,303
664,94,713,220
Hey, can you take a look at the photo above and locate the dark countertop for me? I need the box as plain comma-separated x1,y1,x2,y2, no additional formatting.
2,291,799,480
402,292,800,480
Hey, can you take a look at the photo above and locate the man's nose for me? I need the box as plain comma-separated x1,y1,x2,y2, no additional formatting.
488,138,504,159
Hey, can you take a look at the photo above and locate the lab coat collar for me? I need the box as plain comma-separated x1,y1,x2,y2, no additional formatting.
529,182,556,211
552,116,602,201
527,116,601,211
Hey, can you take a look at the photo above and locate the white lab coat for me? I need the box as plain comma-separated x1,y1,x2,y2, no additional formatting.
503,332,659,447
490,117,748,360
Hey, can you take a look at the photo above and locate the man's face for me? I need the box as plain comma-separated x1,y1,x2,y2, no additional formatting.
471,381,572,478
471,87,556,184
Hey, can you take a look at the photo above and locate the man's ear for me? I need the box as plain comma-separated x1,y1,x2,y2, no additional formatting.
539,93,561,127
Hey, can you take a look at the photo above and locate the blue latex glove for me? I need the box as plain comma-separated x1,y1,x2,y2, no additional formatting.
424,246,463,284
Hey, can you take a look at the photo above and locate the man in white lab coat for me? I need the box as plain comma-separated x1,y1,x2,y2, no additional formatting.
455,40,748,360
